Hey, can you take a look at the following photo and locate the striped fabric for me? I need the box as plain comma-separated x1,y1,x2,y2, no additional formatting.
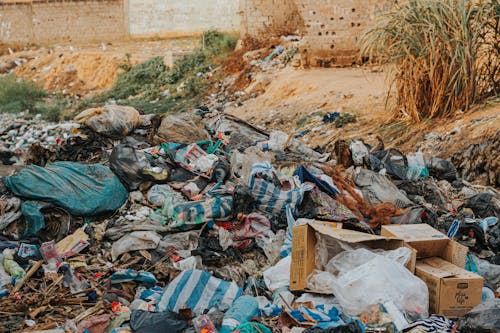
248,162,313,216
157,269,242,315
403,315,456,333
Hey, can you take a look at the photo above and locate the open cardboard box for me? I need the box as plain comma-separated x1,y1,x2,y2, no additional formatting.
290,221,416,291
381,224,482,317
381,224,468,267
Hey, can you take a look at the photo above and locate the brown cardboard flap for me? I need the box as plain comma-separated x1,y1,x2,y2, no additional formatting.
419,257,480,279
443,240,468,268
381,224,468,266
381,224,448,241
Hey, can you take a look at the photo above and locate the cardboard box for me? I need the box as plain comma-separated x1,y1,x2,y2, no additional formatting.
381,224,468,268
415,257,483,317
290,221,416,291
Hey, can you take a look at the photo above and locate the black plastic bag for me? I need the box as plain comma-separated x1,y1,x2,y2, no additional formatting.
130,310,187,333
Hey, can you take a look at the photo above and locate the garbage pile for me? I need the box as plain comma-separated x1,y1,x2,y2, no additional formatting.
0,104,498,333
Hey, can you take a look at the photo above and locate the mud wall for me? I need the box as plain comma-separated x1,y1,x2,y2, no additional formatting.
128,0,240,37
240,0,397,66
0,0,126,44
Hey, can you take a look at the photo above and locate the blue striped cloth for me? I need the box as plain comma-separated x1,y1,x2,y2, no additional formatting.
157,270,242,315
248,162,313,216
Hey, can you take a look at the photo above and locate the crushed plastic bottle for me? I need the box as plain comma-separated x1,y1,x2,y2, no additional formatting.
193,314,217,333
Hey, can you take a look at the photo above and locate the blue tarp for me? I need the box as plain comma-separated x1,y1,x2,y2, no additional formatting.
3,162,128,235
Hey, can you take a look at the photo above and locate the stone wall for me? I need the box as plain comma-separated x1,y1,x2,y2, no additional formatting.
0,0,126,44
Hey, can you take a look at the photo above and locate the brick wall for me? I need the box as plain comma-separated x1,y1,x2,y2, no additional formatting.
0,0,126,44
129,0,240,37
240,0,397,66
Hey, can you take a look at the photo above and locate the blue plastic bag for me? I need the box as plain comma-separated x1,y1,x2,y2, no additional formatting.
157,269,242,315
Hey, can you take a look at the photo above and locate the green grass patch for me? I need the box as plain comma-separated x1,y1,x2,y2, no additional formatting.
90,30,238,115
0,75,65,121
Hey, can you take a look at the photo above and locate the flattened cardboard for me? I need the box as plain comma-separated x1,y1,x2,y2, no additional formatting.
381,224,468,267
290,221,415,291
415,257,483,318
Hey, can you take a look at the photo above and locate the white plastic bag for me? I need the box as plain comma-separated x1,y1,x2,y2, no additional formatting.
306,270,335,294
263,256,291,292
407,152,427,181
325,247,412,277
330,255,428,317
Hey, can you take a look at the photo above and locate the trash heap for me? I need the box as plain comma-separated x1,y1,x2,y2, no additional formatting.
0,105,498,333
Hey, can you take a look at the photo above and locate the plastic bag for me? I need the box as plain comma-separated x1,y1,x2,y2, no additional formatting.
110,145,150,190
369,148,408,180
329,255,428,318
248,162,313,216
130,310,187,333
147,184,185,208
111,231,161,261
0,196,21,231
425,157,457,181
155,113,210,145
74,104,141,138
157,269,242,315
219,295,259,333
325,248,412,277
350,141,369,166
152,194,232,230
457,300,500,333
406,152,428,181
306,269,335,294
354,169,413,208
263,256,291,292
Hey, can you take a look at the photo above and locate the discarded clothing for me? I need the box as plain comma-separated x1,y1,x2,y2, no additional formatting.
3,162,128,235
403,315,456,333
294,165,340,197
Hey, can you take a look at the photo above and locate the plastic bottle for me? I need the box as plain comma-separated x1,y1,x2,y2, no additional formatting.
0,254,12,298
193,314,217,333
2,249,25,283
219,295,259,333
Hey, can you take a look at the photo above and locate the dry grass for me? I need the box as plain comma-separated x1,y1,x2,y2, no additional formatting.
359,0,500,122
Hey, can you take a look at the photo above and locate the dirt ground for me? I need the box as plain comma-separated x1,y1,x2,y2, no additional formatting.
226,66,500,157
0,38,199,96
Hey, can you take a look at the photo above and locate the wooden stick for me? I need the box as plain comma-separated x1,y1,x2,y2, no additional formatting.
11,260,43,294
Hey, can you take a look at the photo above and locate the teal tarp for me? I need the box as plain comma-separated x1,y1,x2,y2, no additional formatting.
3,162,128,235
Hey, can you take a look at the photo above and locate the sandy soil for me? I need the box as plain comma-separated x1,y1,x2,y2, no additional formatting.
226,66,500,157
0,38,199,96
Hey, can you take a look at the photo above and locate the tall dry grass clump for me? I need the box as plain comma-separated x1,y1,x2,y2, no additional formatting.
359,0,500,122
